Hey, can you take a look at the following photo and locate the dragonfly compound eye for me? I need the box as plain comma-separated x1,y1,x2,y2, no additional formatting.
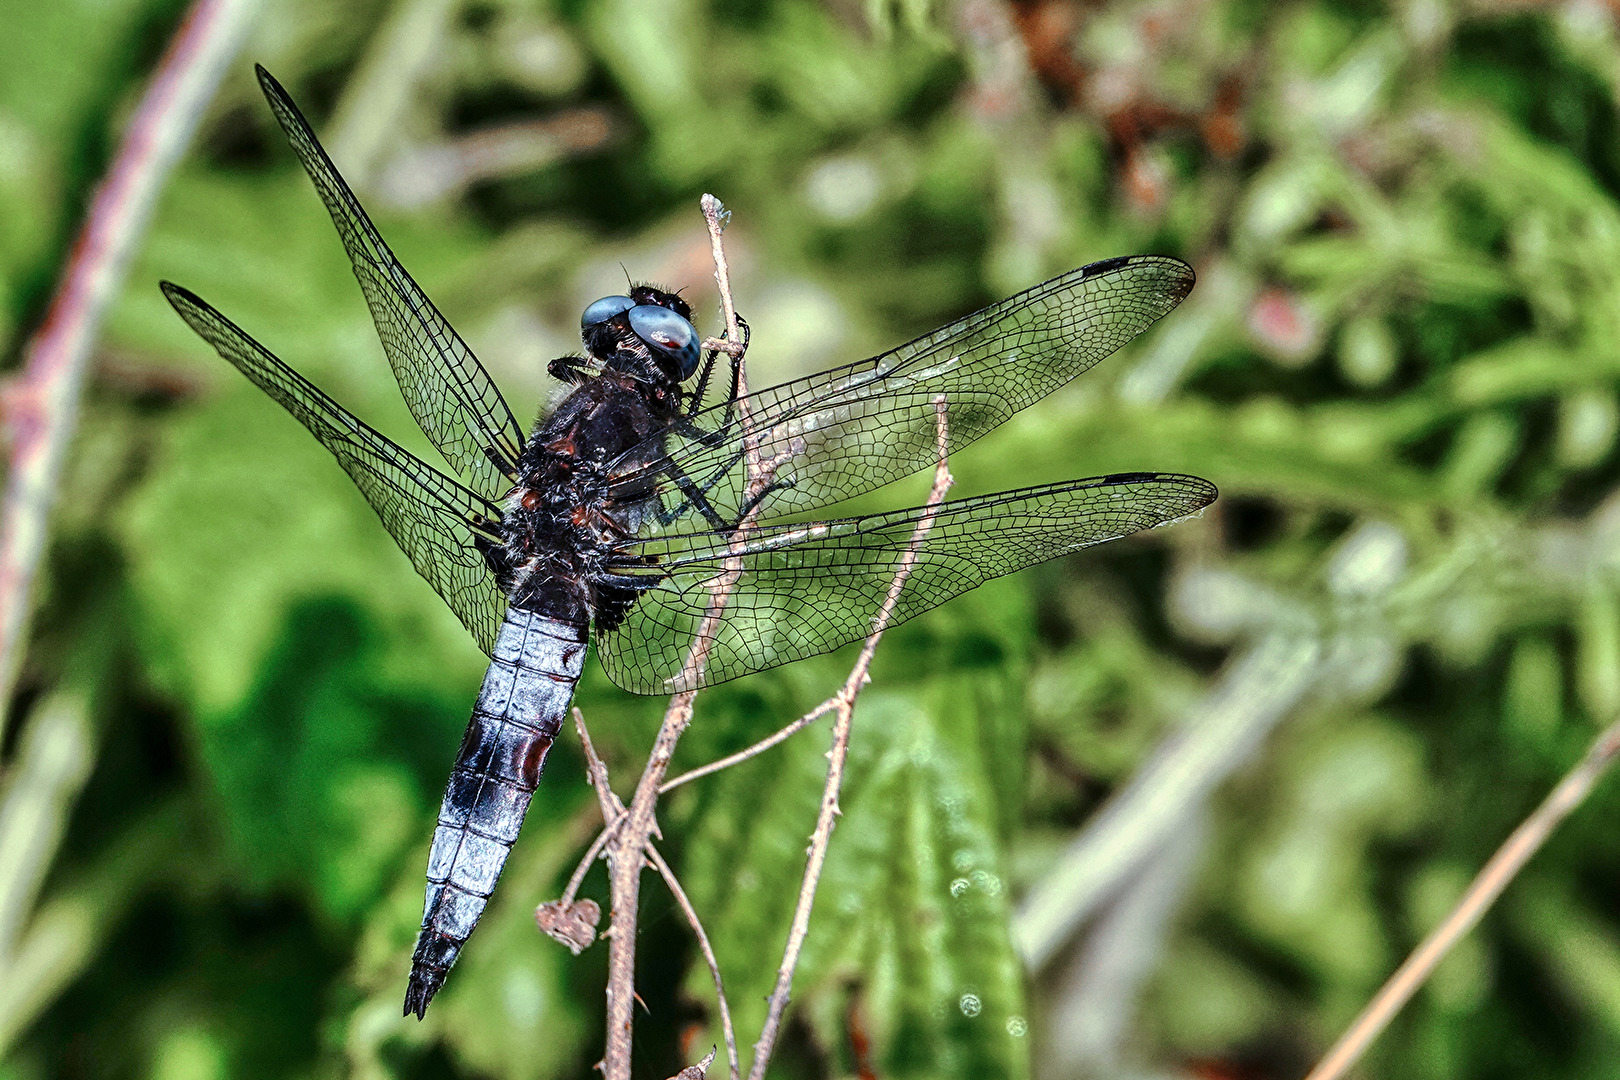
581,295,636,329
628,304,700,379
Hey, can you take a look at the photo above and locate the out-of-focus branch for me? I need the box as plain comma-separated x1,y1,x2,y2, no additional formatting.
323,0,457,191
747,397,955,1080
1304,714,1620,1080
0,688,94,962
0,0,257,736
371,109,614,209
1014,632,1322,970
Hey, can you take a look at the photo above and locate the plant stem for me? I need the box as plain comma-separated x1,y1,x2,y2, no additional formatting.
0,0,256,736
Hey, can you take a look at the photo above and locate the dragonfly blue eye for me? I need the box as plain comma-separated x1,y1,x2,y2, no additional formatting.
581,295,636,329
628,304,700,379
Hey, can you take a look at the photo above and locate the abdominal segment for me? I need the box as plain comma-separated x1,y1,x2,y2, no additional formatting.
404,609,587,1018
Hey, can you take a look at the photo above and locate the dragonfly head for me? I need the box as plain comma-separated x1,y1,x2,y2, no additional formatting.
581,285,700,383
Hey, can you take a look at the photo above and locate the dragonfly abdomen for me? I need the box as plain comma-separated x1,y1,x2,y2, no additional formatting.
404,608,588,1018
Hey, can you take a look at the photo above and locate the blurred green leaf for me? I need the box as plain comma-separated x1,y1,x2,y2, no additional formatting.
681,688,1027,1078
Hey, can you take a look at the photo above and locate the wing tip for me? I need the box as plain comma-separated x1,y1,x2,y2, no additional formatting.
254,63,283,102
159,281,212,327
1082,252,1196,300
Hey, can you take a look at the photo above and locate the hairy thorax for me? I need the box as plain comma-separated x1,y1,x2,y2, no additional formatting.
493,373,677,620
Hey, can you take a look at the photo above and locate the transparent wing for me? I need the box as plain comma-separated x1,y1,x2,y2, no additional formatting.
256,65,525,499
162,283,509,654
595,472,1216,694
608,255,1194,527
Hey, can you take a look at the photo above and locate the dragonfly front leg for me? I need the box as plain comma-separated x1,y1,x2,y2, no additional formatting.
548,354,592,385
679,316,750,444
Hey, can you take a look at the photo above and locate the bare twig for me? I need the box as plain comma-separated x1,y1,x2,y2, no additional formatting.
537,710,618,953
701,194,745,377
601,195,765,1080
560,706,739,1076
645,844,740,1080
0,0,256,737
660,700,838,795
555,824,615,912
746,397,955,1080
669,1045,718,1080
1303,715,1620,1080
552,709,626,913
574,707,621,823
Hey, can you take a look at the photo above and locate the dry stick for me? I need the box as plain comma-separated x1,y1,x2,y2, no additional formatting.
661,700,838,795
1303,715,1620,1080
747,397,955,1080
574,707,621,823
555,709,625,911
644,843,741,1080
0,0,256,737
557,813,618,914
572,710,742,1078
600,194,764,1080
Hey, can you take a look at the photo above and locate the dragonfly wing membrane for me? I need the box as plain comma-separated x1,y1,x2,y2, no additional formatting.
162,283,509,654
596,471,1216,694
612,255,1194,529
255,65,525,500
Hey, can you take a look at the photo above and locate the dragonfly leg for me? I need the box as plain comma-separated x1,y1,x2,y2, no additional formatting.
680,315,750,443
548,354,592,385
735,475,797,523
654,455,731,530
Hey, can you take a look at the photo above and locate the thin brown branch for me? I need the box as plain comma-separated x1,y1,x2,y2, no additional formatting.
574,707,621,824
701,195,744,375
556,825,613,910
572,692,739,1076
0,0,256,737
660,699,839,795
601,195,768,1080
1303,714,1620,1080
547,710,623,923
747,397,955,1080
645,843,740,1080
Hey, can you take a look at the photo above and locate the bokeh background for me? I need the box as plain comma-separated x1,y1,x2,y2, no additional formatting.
6,0,1620,1077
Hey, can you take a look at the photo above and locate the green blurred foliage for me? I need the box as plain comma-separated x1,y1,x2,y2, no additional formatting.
10,0,1620,1077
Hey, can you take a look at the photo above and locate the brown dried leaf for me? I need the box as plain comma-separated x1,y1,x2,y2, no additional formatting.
534,897,601,954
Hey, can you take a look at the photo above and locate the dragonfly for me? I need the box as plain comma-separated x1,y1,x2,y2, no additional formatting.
161,66,1217,1019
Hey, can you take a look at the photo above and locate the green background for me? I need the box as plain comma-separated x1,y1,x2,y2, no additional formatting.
6,0,1620,1077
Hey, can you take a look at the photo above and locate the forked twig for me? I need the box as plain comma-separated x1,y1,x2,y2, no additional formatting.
1303,714,1620,1080
564,709,740,1077
595,200,953,1080
746,396,955,1079
0,0,255,736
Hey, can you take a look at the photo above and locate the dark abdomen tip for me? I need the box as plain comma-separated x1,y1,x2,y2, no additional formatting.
404,963,446,1019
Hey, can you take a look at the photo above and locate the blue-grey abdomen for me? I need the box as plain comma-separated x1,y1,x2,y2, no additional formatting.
404,609,586,1017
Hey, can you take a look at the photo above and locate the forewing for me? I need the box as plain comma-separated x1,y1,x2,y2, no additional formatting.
162,283,509,654
596,472,1216,694
609,256,1194,527
255,65,525,499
